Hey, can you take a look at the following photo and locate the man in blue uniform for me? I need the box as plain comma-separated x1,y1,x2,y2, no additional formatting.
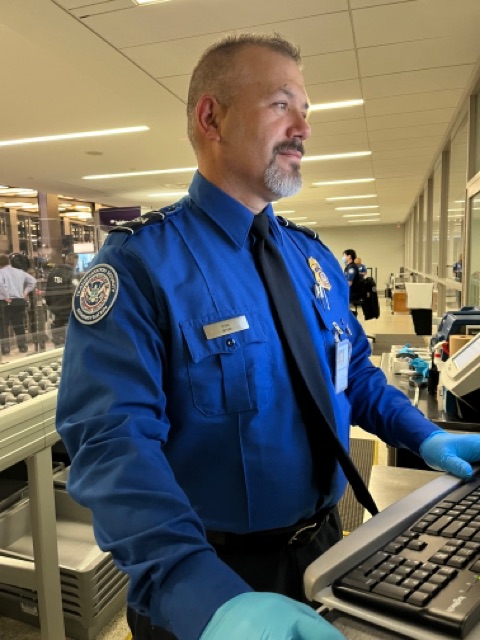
342,249,362,303
56,34,480,640
354,256,367,278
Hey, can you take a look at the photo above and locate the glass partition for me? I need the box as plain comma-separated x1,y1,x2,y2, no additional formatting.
431,160,442,276
467,191,480,307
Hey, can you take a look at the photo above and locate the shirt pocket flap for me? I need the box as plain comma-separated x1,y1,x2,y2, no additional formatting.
181,310,266,363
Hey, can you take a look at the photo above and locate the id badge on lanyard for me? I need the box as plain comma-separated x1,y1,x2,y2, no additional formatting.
334,335,351,394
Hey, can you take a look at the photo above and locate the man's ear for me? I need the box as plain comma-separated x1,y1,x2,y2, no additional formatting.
196,95,223,142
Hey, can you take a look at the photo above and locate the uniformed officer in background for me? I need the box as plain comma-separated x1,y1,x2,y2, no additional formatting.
354,256,367,278
45,252,79,346
341,249,363,304
57,33,480,640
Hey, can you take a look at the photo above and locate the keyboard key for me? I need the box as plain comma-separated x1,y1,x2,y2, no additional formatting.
425,516,454,535
406,539,427,551
406,591,431,607
372,582,412,601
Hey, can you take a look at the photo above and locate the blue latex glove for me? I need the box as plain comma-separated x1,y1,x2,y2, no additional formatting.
410,357,429,381
419,431,480,479
199,592,346,640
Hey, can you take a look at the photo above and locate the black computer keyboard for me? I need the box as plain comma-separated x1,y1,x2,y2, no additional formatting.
332,475,480,638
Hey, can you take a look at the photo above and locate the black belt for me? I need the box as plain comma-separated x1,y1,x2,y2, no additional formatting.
206,506,334,550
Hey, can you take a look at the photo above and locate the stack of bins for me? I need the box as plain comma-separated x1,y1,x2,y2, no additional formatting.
0,480,128,640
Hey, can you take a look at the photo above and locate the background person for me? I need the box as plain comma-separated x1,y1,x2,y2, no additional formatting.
45,252,79,346
453,253,463,282
354,256,367,278
0,253,36,355
342,249,363,304
56,33,480,640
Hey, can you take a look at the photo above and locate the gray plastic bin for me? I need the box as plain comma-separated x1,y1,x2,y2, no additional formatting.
0,488,127,640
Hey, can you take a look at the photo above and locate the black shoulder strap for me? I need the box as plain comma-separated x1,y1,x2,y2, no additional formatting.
108,210,167,235
276,216,321,242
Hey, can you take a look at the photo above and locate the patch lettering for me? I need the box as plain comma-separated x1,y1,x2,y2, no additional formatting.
73,264,119,325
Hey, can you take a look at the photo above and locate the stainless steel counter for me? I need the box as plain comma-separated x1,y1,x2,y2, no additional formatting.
380,352,480,432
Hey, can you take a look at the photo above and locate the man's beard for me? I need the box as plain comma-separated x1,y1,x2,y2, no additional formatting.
264,144,303,199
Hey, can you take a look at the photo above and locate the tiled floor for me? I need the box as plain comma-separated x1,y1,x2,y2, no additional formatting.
0,297,418,639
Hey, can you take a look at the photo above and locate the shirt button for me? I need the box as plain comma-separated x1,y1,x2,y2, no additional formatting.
226,338,236,347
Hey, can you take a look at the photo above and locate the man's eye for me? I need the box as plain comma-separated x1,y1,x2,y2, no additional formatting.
275,102,288,110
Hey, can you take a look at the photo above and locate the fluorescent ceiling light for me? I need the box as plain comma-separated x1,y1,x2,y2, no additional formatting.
326,194,377,201
303,151,371,162
285,216,307,221
335,205,379,211
313,178,375,186
0,126,149,148
448,208,464,212
310,99,364,112
342,213,380,218
347,219,379,223
84,166,196,180
149,191,189,197
5,202,36,208
303,221,318,227
274,210,295,214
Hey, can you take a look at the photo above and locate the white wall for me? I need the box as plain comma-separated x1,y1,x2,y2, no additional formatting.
315,224,405,293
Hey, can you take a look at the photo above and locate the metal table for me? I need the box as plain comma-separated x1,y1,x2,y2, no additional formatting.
0,350,65,640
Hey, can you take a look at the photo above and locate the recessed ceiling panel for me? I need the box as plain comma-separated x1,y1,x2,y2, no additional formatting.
365,89,463,117
362,65,474,100
353,0,480,48
306,79,362,104
367,108,455,131
359,37,480,77
302,50,358,85
81,0,348,49
368,123,447,142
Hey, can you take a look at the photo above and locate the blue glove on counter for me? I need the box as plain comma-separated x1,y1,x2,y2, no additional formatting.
199,592,346,640
419,431,480,479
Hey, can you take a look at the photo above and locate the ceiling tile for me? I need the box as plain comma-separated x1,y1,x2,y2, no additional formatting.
369,137,442,152
307,118,367,135
352,0,480,48
367,108,455,131
362,65,475,100
306,132,370,155
350,0,410,7
81,0,348,49
302,50,358,84
358,37,480,77
70,1,132,16
368,123,447,142
307,78,362,104
125,13,354,77
365,89,463,117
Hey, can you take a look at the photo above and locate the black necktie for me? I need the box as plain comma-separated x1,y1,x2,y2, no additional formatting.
251,211,378,517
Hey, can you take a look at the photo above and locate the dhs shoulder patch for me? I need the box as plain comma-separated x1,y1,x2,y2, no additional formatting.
73,264,119,325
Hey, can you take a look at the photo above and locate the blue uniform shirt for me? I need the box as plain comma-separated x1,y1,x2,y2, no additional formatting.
56,171,440,640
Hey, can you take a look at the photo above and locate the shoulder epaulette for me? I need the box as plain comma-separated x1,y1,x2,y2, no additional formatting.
277,216,320,241
108,204,180,235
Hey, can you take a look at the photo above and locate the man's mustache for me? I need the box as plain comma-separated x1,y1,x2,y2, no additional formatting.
273,141,305,157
